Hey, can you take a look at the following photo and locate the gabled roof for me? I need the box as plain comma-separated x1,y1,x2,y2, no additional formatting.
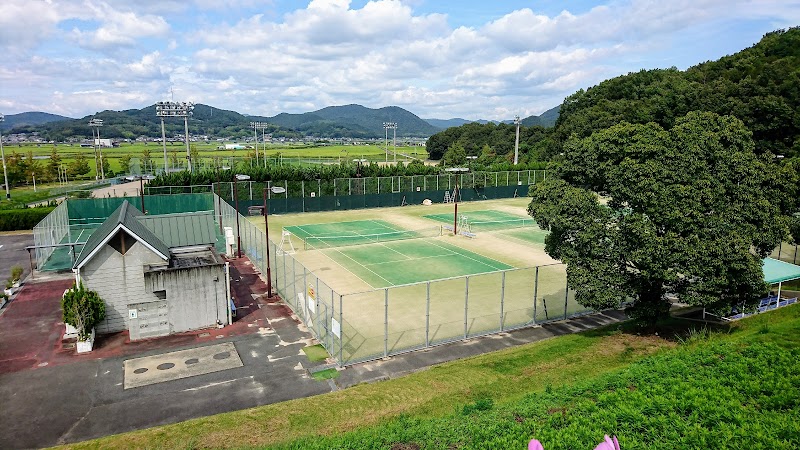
138,211,216,248
73,201,170,270
763,258,800,284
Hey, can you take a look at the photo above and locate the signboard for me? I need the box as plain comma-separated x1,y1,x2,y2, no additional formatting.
332,318,341,338
128,309,138,319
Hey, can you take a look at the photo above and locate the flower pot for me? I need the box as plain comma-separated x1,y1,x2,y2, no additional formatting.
64,323,79,339
76,328,95,353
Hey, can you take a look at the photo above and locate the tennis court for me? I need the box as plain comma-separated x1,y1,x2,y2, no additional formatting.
286,219,513,288
324,239,512,288
497,227,549,246
285,219,440,249
423,209,536,232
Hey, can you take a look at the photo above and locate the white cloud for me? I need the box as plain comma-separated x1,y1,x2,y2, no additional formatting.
3,0,800,120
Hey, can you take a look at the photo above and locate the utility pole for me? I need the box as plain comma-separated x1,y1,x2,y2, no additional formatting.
89,118,104,180
0,114,9,199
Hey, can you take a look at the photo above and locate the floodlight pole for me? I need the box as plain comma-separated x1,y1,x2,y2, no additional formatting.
184,112,191,172
160,116,167,173
234,179,242,258
393,123,397,163
513,115,520,165
383,122,389,162
251,122,258,167
0,114,9,200
89,118,104,180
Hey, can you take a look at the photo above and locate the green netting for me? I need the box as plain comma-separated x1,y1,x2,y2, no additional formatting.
67,193,214,220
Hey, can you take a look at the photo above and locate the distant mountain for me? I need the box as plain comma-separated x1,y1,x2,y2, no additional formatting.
266,104,440,138
2,112,73,131
13,103,453,140
425,106,560,130
521,105,560,128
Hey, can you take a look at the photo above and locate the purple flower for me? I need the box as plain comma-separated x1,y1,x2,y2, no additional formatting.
594,435,620,450
528,439,544,450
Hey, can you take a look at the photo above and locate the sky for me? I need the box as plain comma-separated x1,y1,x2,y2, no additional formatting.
1,0,799,121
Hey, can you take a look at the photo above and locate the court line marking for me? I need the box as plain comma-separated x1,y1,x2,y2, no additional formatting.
426,240,511,271
326,246,395,288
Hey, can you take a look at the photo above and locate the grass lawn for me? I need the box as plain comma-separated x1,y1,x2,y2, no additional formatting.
62,304,800,449
302,344,330,362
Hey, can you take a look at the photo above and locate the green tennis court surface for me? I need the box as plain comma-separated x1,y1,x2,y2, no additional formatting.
423,210,536,232
497,227,548,245
39,223,100,271
324,239,513,288
285,219,440,249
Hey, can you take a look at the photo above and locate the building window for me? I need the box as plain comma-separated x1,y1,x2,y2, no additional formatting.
108,230,137,255
154,290,166,300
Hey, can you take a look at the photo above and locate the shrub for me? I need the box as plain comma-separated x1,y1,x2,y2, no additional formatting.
61,283,106,340
0,207,55,231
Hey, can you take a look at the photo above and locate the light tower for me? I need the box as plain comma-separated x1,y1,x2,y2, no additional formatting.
155,102,169,173
383,122,397,162
88,118,104,180
0,114,9,199
250,122,269,167
513,115,521,165
155,101,194,172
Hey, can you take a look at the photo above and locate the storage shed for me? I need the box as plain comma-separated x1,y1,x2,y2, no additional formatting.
72,201,231,340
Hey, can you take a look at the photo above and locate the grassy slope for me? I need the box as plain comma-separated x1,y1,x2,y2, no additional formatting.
63,306,800,449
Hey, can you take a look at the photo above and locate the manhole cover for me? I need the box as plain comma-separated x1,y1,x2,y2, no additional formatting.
199,332,211,338
157,362,175,370
185,358,199,365
213,351,231,360
134,368,148,374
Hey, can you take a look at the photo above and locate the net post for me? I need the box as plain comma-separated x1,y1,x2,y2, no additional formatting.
463,276,469,339
384,288,389,358
425,281,431,348
500,271,506,331
339,294,344,365
532,266,539,325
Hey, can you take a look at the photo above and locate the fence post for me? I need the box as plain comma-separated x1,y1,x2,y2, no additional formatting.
334,178,337,196
533,266,539,324
249,181,252,200
500,271,506,331
339,294,344,365
384,288,389,358
464,276,469,339
425,282,431,347
564,283,569,319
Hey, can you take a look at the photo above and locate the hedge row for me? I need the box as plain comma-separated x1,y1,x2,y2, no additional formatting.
0,207,55,231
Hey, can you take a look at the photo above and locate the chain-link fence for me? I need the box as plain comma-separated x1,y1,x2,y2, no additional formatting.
32,200,69,268
771,242,799,265
205,170,546,215
216,192,593,366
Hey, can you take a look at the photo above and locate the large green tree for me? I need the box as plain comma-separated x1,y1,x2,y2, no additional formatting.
528,112,798,325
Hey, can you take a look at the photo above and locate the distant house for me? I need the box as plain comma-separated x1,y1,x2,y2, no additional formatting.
217,144,245,150
72,202,231,341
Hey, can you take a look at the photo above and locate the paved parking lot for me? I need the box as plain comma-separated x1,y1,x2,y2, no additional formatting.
0,233,34,284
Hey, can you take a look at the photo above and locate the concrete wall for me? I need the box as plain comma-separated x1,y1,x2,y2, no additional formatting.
81,241,165,334
145,264,228,334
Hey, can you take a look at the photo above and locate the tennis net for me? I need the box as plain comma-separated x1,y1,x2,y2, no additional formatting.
301,226,442,250
467,217,537,232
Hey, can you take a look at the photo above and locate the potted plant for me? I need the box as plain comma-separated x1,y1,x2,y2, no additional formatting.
4,266,24,297
61,283,106,353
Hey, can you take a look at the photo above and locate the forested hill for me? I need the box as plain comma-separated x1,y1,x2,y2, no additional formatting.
12,104,300,142
427,27,800,163
266,104,440,138
13,104,439,140
555,27,800,158
1,112,73,131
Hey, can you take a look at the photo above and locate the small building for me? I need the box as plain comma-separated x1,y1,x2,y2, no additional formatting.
72,201,231,341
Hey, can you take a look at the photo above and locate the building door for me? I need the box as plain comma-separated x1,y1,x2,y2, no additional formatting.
128,301,169,341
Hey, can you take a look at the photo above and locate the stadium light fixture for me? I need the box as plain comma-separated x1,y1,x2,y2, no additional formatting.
513,115,521,165
263,185,287,297
383,122,397,162
445,167,469,235
88,118,104,180
233,174,251,258
0,113,9,199
250,122,269,168
155,101,194,172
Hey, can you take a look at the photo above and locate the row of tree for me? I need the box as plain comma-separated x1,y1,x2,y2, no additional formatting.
1,149,112,186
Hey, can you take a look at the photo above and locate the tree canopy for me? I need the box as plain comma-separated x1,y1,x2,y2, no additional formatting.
528,111,799,325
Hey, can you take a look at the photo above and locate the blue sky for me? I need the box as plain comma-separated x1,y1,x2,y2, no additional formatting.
1,1,798,121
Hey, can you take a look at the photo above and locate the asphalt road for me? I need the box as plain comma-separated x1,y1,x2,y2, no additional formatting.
0,233,34,284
